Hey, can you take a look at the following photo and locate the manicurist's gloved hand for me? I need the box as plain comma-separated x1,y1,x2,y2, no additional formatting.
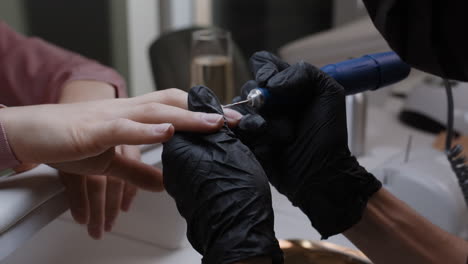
232,51,382,239
162,86,283,264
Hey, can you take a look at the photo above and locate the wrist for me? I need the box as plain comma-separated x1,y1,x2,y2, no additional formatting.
59,80,119,103
344,188,468,264
0,107,21,170
344,188,394,238
295,155,381,239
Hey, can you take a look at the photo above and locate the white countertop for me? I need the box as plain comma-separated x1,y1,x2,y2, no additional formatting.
1,191,354,264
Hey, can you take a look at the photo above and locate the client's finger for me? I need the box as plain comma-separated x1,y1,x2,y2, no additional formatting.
60,172,89,225
119,145,140,212
104,176,124,232
130,88,188,109
86,175,107,239
103,153,164,192
97,119,174,148
123,103,224,132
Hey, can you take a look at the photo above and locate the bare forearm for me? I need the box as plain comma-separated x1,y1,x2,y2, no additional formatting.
344,188,468,264
59,80,118,103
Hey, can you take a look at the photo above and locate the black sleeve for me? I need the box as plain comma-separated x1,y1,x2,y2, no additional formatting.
363,0,468,81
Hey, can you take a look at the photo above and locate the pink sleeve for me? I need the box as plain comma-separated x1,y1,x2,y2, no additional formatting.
0,21,127,106
0,105,19,170
0,22,128,169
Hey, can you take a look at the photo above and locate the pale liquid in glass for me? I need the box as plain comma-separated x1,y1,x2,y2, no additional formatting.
191,55,234,104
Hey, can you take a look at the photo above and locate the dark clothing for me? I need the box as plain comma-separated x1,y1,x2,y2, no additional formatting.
363,0,468,81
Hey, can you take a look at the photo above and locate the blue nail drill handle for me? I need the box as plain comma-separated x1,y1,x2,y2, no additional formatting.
321,51,411,95
257,51,410,105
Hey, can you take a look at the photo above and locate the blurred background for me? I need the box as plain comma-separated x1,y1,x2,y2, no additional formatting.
0,0,367,96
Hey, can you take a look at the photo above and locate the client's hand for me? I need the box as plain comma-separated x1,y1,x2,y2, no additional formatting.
162,86,283,264
0,88,241,191
59,145,139,239
57,80,140,239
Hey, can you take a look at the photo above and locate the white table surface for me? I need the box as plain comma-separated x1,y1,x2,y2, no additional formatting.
2,95,438,264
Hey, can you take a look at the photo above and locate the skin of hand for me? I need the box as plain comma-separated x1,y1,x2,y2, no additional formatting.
59,145,139,239
0,84,243,192
57,80,139,239
3,80,242,239
344,188,468,264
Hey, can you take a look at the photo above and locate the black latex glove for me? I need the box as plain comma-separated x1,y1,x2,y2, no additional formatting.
162,85,283,264
232,51,382,239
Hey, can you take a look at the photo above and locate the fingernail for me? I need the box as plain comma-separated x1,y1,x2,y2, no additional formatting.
201,113,223,125
154,123,172,134
121,203,130,212
72,209,89,225
104,222,114,232
88,227,103,240
223,109,243,122
121,200,132,212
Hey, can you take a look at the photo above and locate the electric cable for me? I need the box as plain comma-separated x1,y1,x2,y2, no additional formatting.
444,79,468,206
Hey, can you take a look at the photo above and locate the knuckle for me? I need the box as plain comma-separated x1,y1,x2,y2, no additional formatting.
112,118,130,130
181,109,198,120
160,88,187,106
165,88,187,98
142,102,162,113
107,118,131,138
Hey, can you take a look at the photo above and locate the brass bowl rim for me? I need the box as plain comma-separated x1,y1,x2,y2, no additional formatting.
279,239,372,264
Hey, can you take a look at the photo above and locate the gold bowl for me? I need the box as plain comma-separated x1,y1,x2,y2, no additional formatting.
280,239,372,264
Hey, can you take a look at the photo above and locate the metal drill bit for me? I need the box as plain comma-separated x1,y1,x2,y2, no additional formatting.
222,99,251,108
